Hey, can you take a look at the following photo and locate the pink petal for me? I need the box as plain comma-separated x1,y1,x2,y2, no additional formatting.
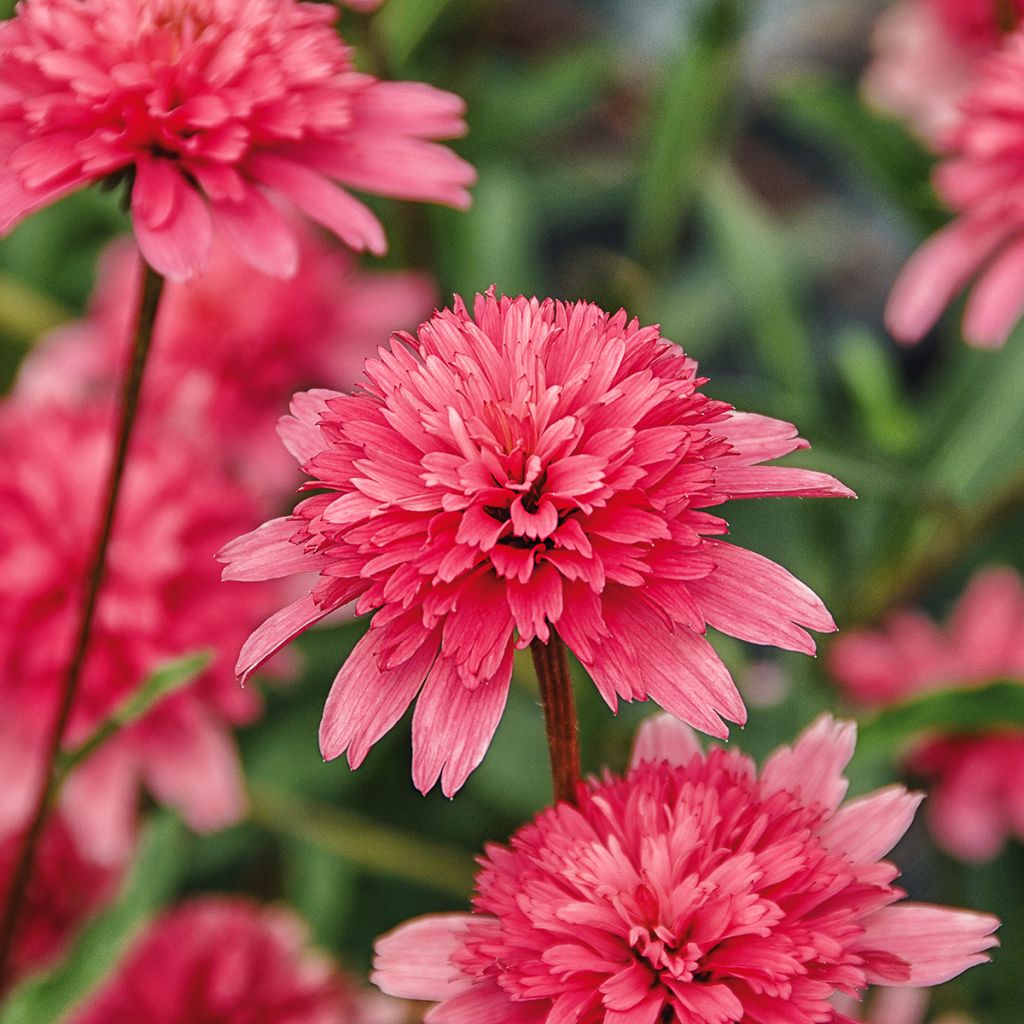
411,648,513,796
372,914,477,1001
715,465,855,500
962,234,1024,347
760,714,857,812
856,904,999,985
688,540,836,655
278,389,343,466
211,186,300,279
817,785,924,862
319,627,437,766
630,713,704,770
427,982,525,1024
714,411,809,465
132,164,213,280
219,517,320,581
885,213,1012,344
237,595,331,683
246,153,386,255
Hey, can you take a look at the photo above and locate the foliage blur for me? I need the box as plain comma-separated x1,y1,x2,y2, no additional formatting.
1,0,1022,1020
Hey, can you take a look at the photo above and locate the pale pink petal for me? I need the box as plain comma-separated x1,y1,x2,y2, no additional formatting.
278,389,344,466
856,904,999,985
211,186,300,278
246,154,386,255
237,595,331,683
219,517,320,581
688,540,836,655
715,465,856,499
714,411,809,464
630,713,704,770
818,786,924,863
760,714,856,811
885,214,1012,344
319,627,437,766
372,914,478,1001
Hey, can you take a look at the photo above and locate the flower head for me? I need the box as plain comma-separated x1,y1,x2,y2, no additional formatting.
830,567,1024,862
0,815,119,990
221,291,853,796
17,227,435,505
70,898,401,1024
373,714,998,1024
0,399,284,864
0,0,474,280
886,27,1024,347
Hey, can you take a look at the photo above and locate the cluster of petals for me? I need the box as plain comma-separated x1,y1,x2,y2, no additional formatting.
18,227,435,504
886,26,1024,348
0,814,119,991
71,898,401,1024
0,400,285,865
0,0,475,280
221,291,853,796
861,0,1022,144
830,566,1024,863
373,714,999,1024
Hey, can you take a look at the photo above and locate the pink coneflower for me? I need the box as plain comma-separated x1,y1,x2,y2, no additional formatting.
830,567,1024,863
373,714,999,1024
0,815,118,990
18,227,435,504
70,898,401,1024
0,0,474,280
221,290,853,796
0,400,285,864
886,27,1024,348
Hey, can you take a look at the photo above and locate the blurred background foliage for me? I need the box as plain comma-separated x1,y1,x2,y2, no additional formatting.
1,0,1023,1020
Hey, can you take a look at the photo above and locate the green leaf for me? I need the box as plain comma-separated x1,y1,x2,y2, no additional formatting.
627,0,745,269
855,681,1024,766
0,815,189,1024
57,651,211,781
375,0,458,68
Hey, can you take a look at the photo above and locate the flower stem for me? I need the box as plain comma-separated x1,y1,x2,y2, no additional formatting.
529,633,581,805
0,261,165,984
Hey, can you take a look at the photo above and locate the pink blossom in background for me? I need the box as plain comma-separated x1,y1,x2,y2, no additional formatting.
0,400,286,865
0,0,475,280
71,898,402,1024
886,28,1024,348
0,816,119,991
373,714,998,1024
18,228,435,505
221,290,853,796
830,567,1024,862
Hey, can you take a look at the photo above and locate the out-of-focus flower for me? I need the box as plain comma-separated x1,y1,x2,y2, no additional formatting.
886,29,1024,348
0,400,285,864
221,290,853,796
18,228,435,505
0,815,119,991
830,566,1024,862
373,714,999,1024
70,898,401,1024
834,987,975,1024
861,0,1010,144
0,0,474,280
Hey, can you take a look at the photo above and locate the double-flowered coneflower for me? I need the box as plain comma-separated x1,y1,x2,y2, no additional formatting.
0,0,474,279
221,291,853,795
373,715,999,1024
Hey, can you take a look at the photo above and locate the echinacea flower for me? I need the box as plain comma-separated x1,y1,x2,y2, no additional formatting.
830,566,1024,862
0,815,119,991
70,898,401,1024
0,399,285,864
373,714,999,1024
17,227,434,505
861,0,1019,144
886,27,1024,348
221,290,853,796
0,0,474,280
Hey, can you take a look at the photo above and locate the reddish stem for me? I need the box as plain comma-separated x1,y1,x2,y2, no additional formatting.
0,261,165,983
529,633,581,805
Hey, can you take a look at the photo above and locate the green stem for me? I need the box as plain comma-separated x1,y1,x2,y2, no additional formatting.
0,261,165,984
529,633,581,805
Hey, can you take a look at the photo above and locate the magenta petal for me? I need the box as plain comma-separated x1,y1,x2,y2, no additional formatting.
372,914,478,1001
132,169,213,281
246,153,386,255
411,648,513,796
319,627,437,766
236,595,330,683
856,904,999,985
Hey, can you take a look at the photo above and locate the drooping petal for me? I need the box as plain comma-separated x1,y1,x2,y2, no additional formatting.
372,915,479,1001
